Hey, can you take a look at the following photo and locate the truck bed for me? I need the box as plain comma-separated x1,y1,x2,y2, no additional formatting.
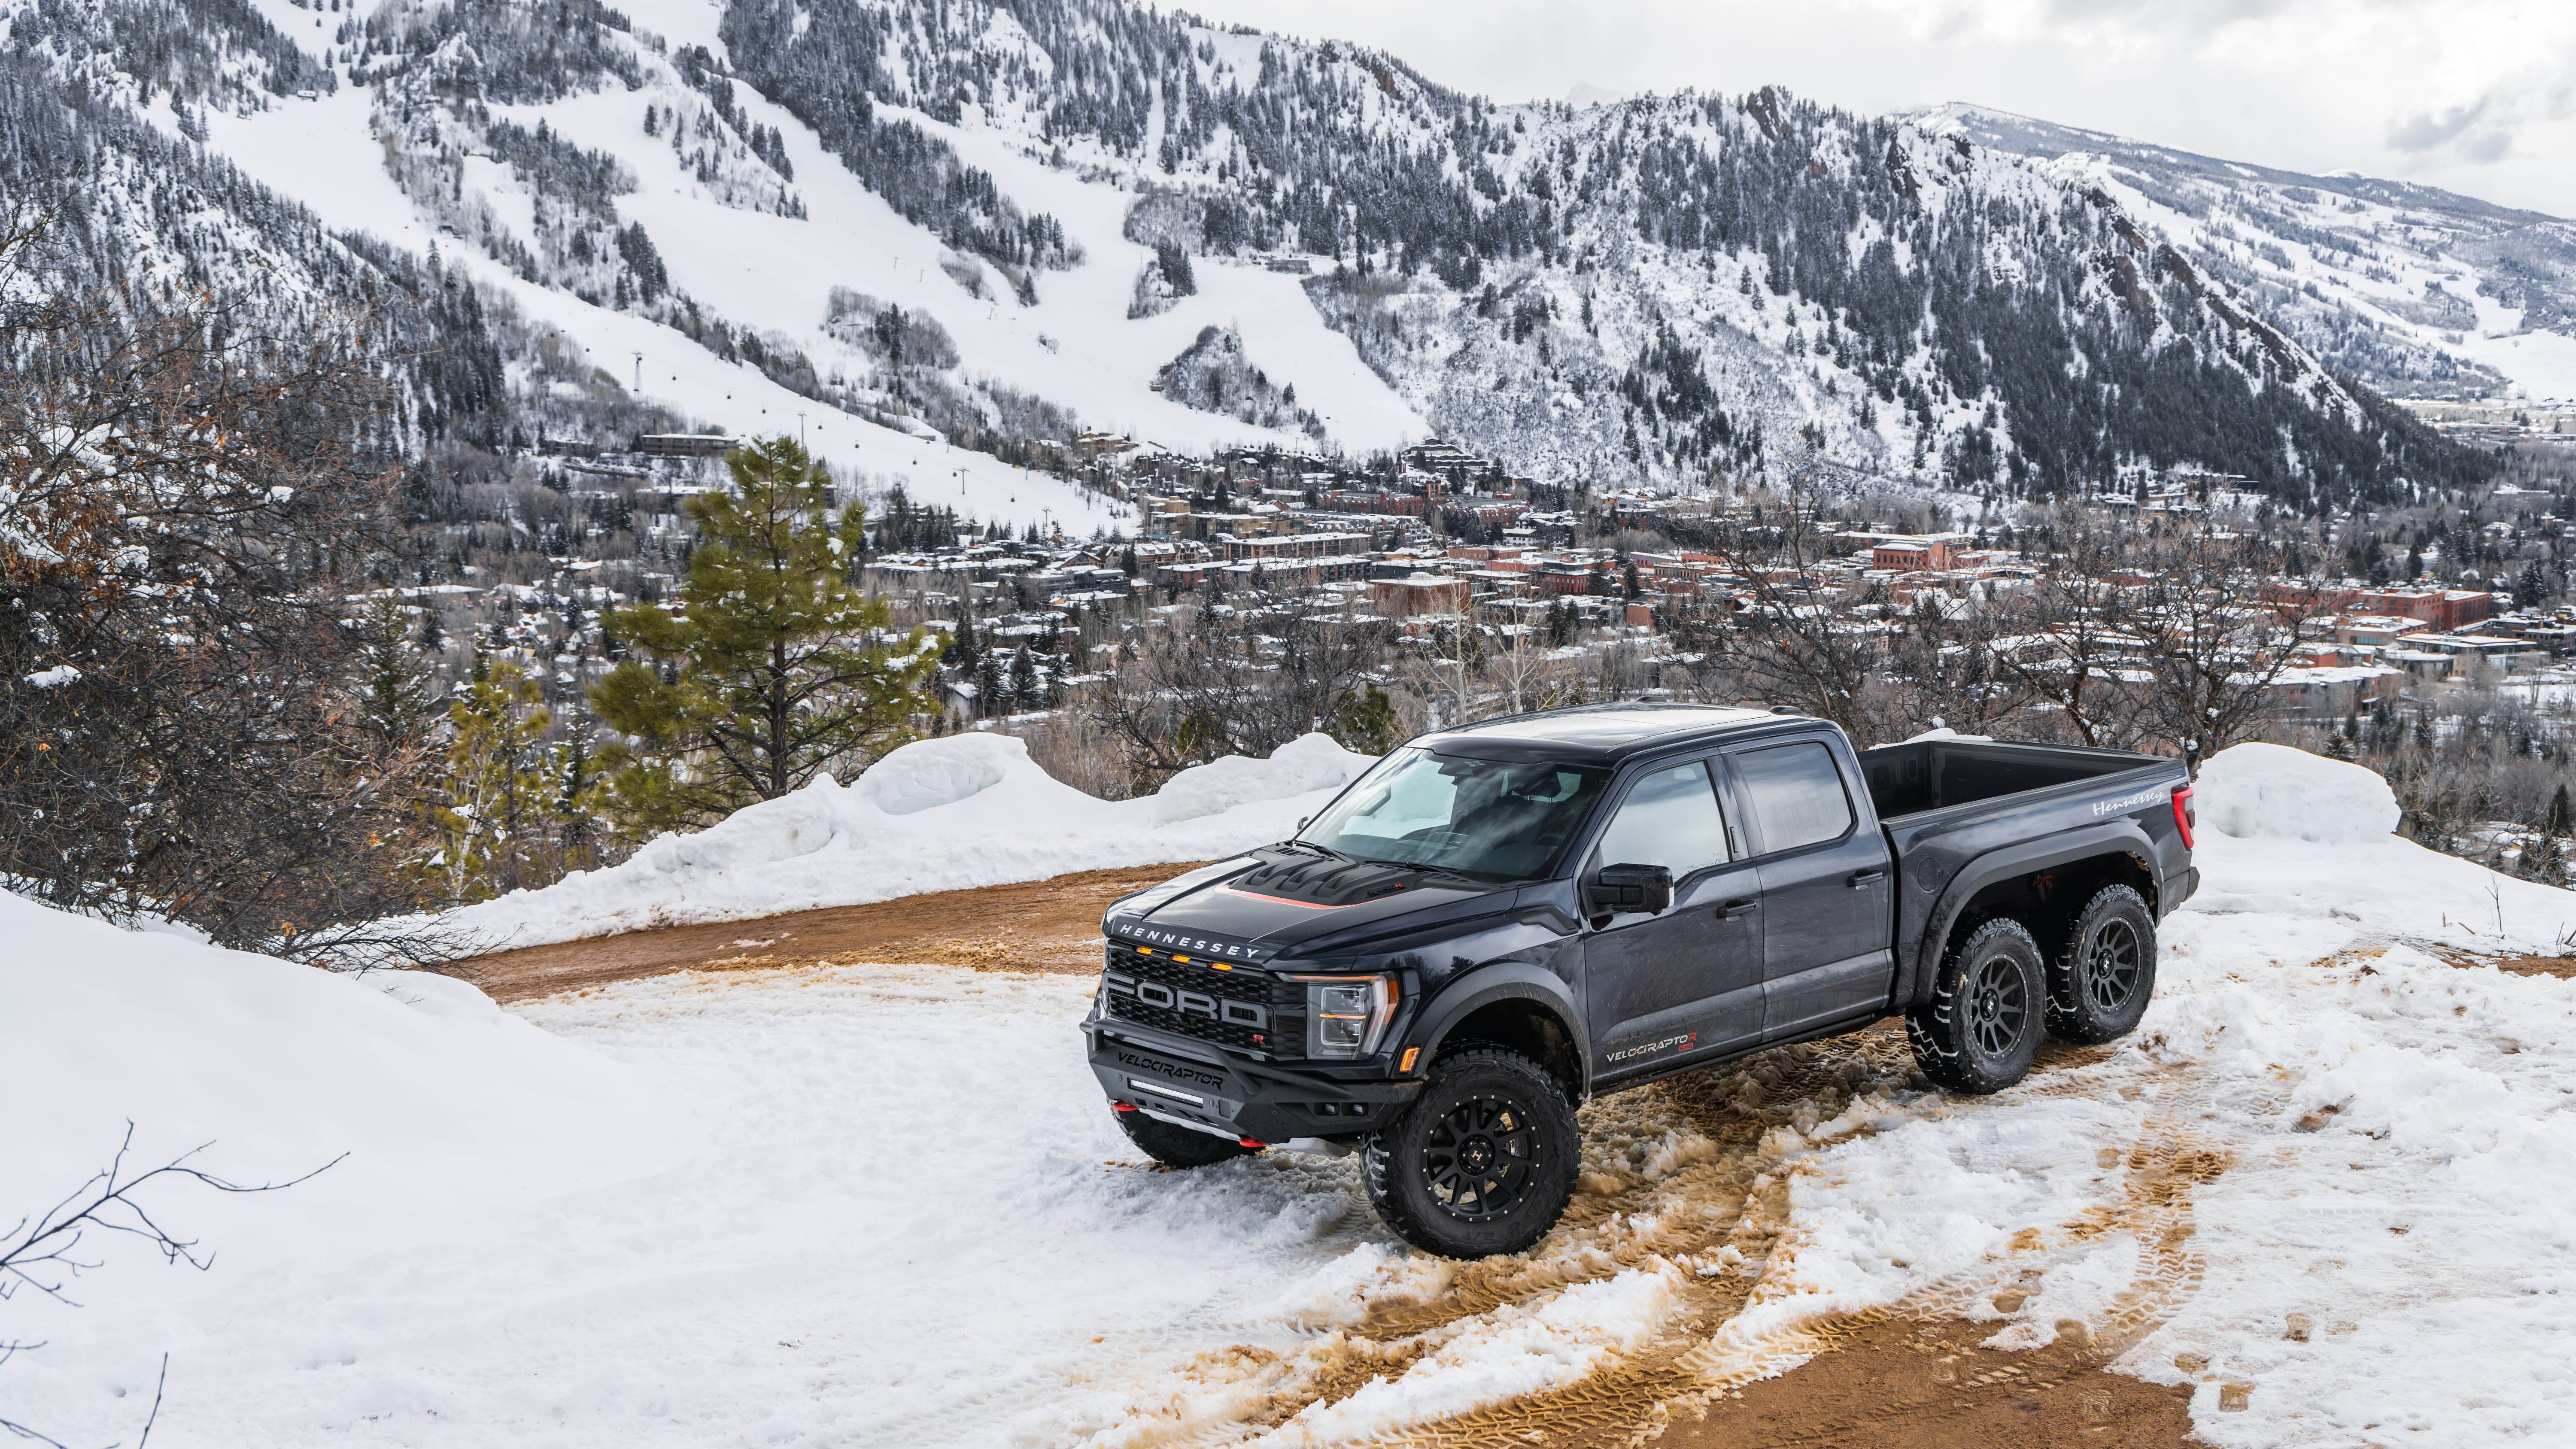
1856,736,2188,1003
1856,736,2157,822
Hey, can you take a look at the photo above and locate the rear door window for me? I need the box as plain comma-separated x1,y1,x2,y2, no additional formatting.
1733,743,1856,855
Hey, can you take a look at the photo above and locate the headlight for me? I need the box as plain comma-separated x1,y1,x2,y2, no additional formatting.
1287,973,1397,1059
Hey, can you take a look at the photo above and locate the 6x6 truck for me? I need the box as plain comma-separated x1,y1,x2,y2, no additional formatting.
1083,704,2197,1259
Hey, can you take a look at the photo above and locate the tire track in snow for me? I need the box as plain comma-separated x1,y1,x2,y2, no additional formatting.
1401,1048,2238,1448
1131,1029,2253,1449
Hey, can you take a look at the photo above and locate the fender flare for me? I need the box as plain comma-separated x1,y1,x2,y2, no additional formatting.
1403,962,1592,1096
1901,822,2162,1006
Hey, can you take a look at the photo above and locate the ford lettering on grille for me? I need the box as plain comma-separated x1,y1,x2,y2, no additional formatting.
1100,943,1302,1055
1106,969,1268,1029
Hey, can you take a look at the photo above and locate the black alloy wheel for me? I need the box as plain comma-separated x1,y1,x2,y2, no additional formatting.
2046,884,2159,1045
1908,915,2047,1094
1965,948,2031,1061
1363,1044,1580,1259
1422,1093,1540,1221
2084,918,2142,1015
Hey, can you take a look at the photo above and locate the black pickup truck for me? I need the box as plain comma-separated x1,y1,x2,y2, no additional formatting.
1083,704,2196,1258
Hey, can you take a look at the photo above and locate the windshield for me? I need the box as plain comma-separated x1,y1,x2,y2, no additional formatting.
1296,747,1610,881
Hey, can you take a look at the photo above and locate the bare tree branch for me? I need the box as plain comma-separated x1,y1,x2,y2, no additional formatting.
2,1127,336,1449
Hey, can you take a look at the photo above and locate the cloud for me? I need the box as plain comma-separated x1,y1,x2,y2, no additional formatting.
2460,129,2512,165
1892,0,2297,46
2386,98,2491,153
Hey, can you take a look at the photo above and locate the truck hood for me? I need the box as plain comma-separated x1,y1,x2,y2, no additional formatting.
1102,848,1511,964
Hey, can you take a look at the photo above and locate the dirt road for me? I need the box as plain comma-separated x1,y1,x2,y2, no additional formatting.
458,869,2204,1446
456,864,1187,1002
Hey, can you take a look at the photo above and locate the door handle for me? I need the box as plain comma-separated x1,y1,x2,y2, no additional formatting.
1846,868,1887,888
1715,899,1760,919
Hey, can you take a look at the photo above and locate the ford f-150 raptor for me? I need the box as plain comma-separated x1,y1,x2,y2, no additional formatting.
1083,704,2196,1258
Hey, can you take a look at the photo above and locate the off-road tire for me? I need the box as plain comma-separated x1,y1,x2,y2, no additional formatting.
1362,1045,1580,1260
1908,916,2047,1094
1115,1106,1257,1168
2047,884,2157,1045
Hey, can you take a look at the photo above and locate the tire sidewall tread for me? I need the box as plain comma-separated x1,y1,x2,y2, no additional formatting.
1908,915,2047,1095
1363,1044,1579,1260
2046,884,2157,1046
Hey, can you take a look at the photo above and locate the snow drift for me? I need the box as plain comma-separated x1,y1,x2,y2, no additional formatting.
438,730,1375,951
0,892,661,1212
2194,741,2401,844
0,890,672,1434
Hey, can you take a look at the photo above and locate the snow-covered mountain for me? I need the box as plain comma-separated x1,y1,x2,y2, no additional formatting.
1915,103,2576,407
0,0,2498,519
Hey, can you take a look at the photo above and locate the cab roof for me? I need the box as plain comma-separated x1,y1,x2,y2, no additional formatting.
1415,703,1806,766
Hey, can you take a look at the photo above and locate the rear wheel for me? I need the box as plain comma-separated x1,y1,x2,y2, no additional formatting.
1908,917,2046,1094
1115,1106,1258,1168
2047,884,2157,1045
1362,1045,1579,1260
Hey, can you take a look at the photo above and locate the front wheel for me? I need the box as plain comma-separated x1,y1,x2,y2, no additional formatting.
2047,884,2157,1045
1908,916,2046,1094
1362,1045,1580,1260
1115,1106,1258,1168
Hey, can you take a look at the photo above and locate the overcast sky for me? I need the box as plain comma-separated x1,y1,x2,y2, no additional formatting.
1184,0,2576,217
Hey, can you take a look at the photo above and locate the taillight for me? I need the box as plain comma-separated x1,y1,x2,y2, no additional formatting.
2171,786,2196,849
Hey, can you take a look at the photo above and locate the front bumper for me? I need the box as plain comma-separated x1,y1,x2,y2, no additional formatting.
1082,1015,1424,1144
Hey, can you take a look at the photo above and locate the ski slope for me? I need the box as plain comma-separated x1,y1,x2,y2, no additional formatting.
183,0,1431,533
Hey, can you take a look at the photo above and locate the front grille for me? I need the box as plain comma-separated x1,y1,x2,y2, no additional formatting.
1101,943,1302,1057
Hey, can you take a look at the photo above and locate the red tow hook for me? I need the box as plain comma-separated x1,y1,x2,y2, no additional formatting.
1238,1138,1268,1150
1112,1101,1138,1112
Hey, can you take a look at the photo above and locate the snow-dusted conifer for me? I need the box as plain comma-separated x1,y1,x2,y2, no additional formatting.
591,437,937,832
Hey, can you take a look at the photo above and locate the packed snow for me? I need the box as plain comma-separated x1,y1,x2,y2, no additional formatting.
9,741,2576,1446
0,891,674,1441
431,730,1375,950
2195,740,2402,844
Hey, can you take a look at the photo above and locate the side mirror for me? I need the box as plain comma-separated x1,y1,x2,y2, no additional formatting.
1297,816,1310,832
1586,862,1674,917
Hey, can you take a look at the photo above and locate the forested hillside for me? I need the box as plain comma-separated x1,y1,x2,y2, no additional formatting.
1920,103,2576,406
0,0,2496,505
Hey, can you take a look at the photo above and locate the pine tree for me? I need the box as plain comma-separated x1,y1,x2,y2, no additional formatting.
2515,559,2549,608
434,660,553,900
548,707,611,875
592,437,939,832
1326,682,1402,754
355,593,437,754
974,648,1006,717
1008,645,1039,714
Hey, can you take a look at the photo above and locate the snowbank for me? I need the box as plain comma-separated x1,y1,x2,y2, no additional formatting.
0,893,662,1208
0,893,671,1433
437,731,1374,950
1152,732,1369,825
2195,741,2401,844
